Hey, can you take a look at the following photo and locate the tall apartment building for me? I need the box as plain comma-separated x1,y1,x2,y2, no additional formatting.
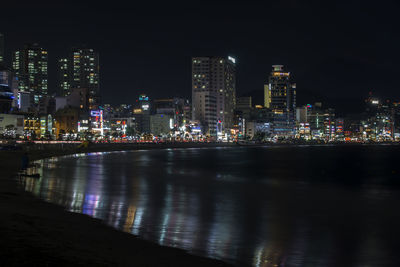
57,48,100,109
12,43,48,104
266,65,296,135
191,56,236,136
58,58,70,96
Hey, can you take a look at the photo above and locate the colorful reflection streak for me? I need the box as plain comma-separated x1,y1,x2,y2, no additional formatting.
21,146,400,266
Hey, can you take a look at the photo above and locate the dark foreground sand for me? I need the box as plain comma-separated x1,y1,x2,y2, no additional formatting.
0,143,234,266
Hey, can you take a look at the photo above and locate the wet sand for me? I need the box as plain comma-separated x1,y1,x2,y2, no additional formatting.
0,143,234,266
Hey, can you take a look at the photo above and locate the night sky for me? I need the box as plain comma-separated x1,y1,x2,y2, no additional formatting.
1,1,399,114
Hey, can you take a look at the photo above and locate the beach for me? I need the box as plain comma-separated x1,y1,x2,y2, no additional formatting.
0,143,234,266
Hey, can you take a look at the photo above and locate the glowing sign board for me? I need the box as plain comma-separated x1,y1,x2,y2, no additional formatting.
91,110,102,117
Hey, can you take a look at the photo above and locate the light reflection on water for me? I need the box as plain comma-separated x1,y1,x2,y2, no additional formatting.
21,146,400,266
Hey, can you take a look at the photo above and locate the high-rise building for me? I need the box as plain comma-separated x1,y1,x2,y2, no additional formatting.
132,94,151,134
58,48,100,109
58,58,70,96
71,48,99,90
267,65,296,135
191,56,236,136
0,33,4,64
12,43,48,103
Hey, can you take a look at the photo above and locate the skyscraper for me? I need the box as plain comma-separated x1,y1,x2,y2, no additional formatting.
132,94,150,134
267,65,296,135
12,43,48,104
72,48,99,110
58,58,70,96
191,56,236,136
71,48,99,89
0,33,4,64
57,48,100,109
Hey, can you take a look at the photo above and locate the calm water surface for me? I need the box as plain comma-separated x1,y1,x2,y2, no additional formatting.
22,145,400,266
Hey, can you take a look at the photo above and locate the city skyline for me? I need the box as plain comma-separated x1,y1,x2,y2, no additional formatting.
1,1,399,114
2,3,400,267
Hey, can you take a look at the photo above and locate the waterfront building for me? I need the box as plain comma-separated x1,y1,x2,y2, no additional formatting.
153,98,188,129
234,96,253,137
296,104,311,123
335,118,344,140
131,94,151,134
24,115,41,138
306,103,335,140
295,104,312,139
244,121,273,140
360,94,395,141
295,103,340,140
0,113,24,137
297,122,311,139
370,101,394,141
109,117,136,137
39,114,54,138
150,114,173,136
54,107,79,138
192,56,236,137
266,65,296,136
183,100,191,126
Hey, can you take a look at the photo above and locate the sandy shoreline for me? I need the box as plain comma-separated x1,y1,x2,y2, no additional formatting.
0,143,235,266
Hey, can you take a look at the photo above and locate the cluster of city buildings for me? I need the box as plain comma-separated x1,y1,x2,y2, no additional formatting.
0,32,399,143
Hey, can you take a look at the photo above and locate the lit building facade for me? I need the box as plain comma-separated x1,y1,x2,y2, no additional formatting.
296,103,341,141
0,114,24,137
54,107,79,137
267,65,296,136
192,56,236,136
153,98,188,129
131,94,151,134
58,48,100,109
58,58,70,96
264,84,271,108
150,114,173,136
363,98,394,141
12,43,48,104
